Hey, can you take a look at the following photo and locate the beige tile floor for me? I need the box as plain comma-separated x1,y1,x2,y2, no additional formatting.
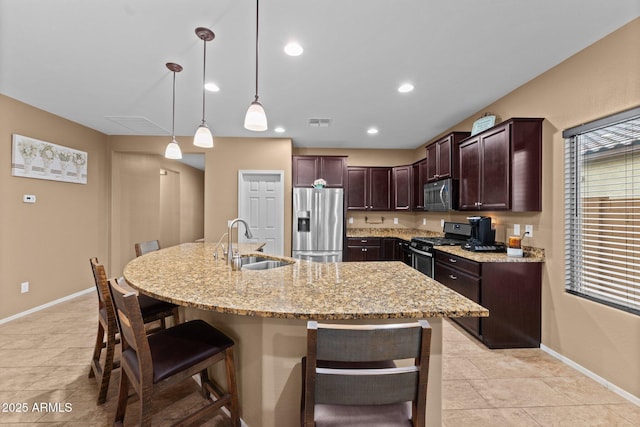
0,293,638,426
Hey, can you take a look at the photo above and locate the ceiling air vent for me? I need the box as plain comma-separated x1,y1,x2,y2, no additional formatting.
308,118,331,128
105,116,168,135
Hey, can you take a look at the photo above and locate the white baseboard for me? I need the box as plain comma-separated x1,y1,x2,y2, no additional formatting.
0,287,95,325
540,344,640,406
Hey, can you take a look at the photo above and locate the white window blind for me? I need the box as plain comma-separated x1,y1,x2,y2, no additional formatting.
564,108,640,315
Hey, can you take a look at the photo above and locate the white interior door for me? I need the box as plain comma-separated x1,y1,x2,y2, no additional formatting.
238,170,284,256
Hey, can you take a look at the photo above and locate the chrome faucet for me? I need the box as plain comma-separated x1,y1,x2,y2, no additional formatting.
227,218,254,266
213,232,228,260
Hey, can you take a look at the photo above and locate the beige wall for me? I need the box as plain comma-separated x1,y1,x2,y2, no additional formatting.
293,147,421,166
205,137,292,255
0,94,110,319
108,144,205,276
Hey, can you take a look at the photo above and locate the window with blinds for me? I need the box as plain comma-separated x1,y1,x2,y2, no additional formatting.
564,107,640,315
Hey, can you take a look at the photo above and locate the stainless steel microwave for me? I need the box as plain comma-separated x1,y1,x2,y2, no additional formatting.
423,178,458,212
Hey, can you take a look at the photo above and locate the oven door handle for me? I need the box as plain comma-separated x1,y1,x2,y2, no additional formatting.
410,247,433,257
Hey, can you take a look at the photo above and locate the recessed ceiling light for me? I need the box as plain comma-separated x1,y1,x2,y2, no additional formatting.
274,126,285,133
284,42,304,56
367,127,379,135
398,83,414,93
205,82,220,92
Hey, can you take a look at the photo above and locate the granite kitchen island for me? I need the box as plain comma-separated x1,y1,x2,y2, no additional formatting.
123,242,488,427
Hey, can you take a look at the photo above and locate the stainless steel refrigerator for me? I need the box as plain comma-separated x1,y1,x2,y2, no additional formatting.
292,187,344,262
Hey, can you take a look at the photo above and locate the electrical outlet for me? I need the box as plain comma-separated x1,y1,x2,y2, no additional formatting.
513,224,520,236
422,218,426,225
393,217,398,224
21,281,29,293
348,217,354,224
441,219,445,227
525,224,534,237
23,194,36,203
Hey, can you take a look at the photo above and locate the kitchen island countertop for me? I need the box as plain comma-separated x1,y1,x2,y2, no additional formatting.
123,242,488,320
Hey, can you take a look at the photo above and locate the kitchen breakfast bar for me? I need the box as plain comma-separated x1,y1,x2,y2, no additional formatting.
123,242,488,427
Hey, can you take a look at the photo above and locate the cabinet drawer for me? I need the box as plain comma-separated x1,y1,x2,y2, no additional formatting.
435,263,480,302
347,237,381,247
435,251,480,276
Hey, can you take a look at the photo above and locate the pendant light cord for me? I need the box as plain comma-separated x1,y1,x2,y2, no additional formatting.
172,71,176,138
254,0,259,101
201,37,207,124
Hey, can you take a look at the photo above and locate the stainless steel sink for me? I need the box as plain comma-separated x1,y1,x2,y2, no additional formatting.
239,256,293,270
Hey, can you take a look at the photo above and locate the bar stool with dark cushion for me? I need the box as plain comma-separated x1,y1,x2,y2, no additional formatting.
88,258,180,405
109,277,240,427
301,321,432,427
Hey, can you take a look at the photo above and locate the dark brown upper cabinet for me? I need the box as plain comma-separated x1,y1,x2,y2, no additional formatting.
458,118,543,212
292,155,347,187
392,165,412,210
425,131,470,182
346,167,393,210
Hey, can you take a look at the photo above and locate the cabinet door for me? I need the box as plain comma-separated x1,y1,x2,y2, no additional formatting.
369,167,393,210
381,238,398,260
458,137,481,210
436,138,452,179
320,156,347,187
393,166,411,210
292,156,319,187
346,167,368,210
425,143,438,182
412,159,427,210
480,125,510,210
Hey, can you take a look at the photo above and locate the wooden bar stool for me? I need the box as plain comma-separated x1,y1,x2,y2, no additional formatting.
302,321,432,427
134,240,161,257
109,278,240,427
88,258,180,405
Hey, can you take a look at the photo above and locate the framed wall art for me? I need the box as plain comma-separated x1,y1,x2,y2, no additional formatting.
11,134,87,184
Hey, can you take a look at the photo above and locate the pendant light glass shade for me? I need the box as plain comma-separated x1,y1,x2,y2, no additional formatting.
244,99,267,131
165,138,182,159
193,123,213,148
164,62,183,160
194,27,215,148
245,0,267,131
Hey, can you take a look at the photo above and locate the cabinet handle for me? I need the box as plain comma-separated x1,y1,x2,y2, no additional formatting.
362,248,368,252
449,274,458,280
361,239,368,242
449,258,457,263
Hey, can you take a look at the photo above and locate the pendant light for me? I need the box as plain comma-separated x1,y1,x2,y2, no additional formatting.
164,62,183,160
244,0,268,131
193,27,215,148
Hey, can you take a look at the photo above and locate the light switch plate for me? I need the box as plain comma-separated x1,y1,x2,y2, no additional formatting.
348,217,353,224
393,218,398,224
21,281,29,293
513,224,520,236
422,218,426,225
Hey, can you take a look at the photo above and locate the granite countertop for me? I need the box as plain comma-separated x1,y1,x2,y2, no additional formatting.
347,227,437,241
347,227,545,263
434,245,545,263
123,242,488,321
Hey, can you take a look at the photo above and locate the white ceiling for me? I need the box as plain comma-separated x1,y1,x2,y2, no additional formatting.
1,0,638,150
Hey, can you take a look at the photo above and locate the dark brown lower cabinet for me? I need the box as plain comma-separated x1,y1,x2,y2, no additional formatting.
435,250,542,348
